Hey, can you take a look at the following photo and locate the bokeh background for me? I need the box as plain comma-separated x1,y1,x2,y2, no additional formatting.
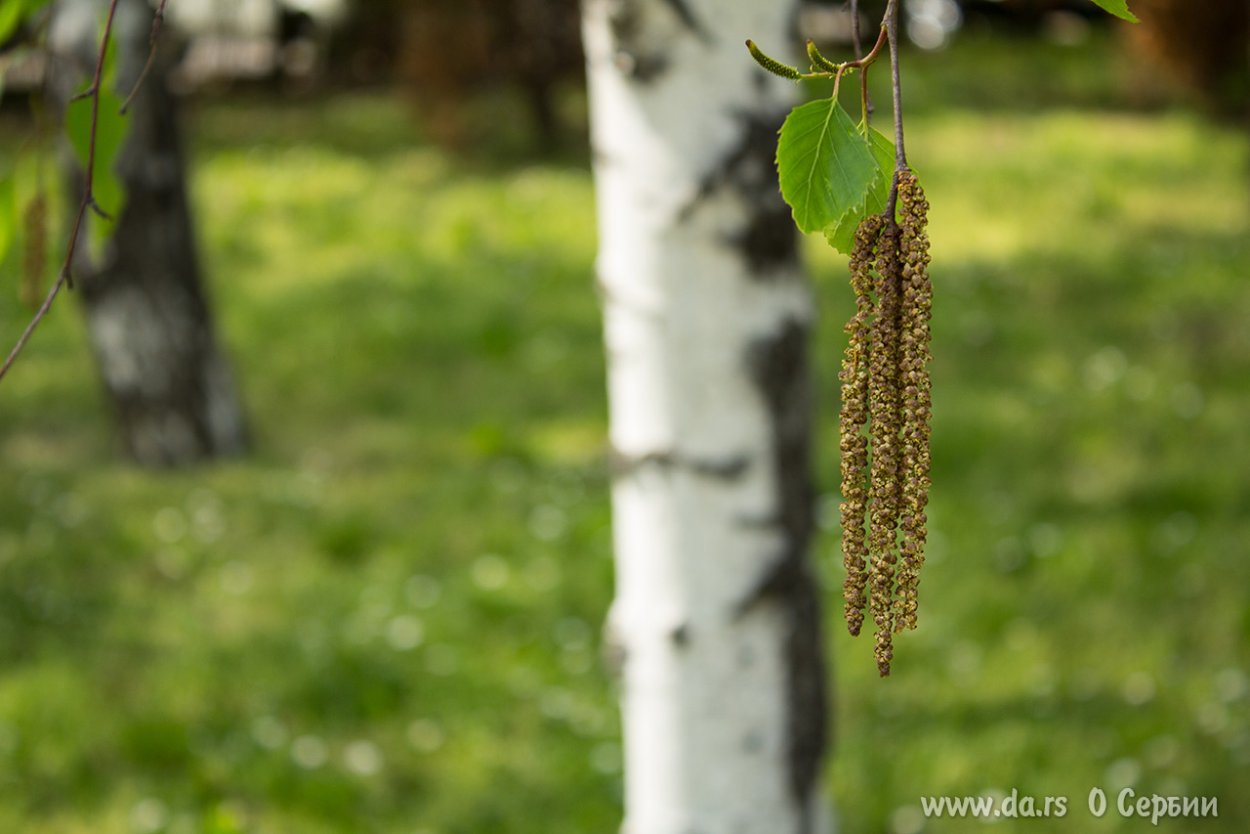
1,1,1247,832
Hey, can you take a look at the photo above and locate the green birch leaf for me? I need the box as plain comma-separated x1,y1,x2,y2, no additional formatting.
823,124,896,255
1089,0,1138,22
0,1,26,46
0,0,52,45
0,173,14,268
65,41,129,249
823,203,864,257
777,97,877,234
65,88,129,242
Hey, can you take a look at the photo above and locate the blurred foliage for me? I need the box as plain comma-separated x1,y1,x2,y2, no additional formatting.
0,28,1249,834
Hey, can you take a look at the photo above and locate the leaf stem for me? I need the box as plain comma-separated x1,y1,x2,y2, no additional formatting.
850,24,889,73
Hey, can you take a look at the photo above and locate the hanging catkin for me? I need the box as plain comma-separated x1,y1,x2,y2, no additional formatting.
840,215,883,638
893,171,932,633
838,168,933,677
867,218,904,676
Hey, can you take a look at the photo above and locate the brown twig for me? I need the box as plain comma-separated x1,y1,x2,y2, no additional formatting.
884,0,909,219
850,0,874,121
120,0,167,115
799,25,888,81
0,0,123,385
847,23,889,73
887,0,907,168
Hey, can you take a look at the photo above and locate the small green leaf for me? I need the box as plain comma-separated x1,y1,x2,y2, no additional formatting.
823,204,864,256
777,97,878,234
823,124,896,255
0,174,15,267
0,0,52,44
66,90,129,218
65,40,130,250
1089,0,1138,22
0,1,26,45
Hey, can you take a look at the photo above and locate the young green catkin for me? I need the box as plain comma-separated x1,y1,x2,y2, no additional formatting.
893,170,932,633
867,219,904,676
840,214,883,638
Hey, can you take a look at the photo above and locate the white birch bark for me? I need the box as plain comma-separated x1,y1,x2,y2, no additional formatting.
583,2,831,833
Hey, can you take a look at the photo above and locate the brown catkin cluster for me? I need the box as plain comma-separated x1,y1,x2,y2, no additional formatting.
839,214,883,638
893,171,932,634
838,169,932,677
867,219,903,676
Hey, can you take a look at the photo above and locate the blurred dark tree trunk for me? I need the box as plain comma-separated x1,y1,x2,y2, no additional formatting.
49,0,248,467
366,0,582,147
511,0,581,143
1128,0,1249,119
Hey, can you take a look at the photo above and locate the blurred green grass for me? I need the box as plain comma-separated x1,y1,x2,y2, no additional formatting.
2,31,1249,834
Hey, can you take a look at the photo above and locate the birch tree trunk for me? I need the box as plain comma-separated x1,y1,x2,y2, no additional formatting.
582,2,831,832
49,0,248,467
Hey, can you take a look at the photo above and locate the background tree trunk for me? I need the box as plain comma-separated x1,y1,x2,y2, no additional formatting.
1126,0,1248,119
49,0,247,467
582,2,830,832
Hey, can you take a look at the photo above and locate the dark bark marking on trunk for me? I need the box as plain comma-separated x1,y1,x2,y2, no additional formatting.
604,0,666,82
679,110,799,276
738,316,827,834
786,1,805,48
609,447,750,481
599,0,710,83
618,50,672,83
602,616,627,681
659,0,712,43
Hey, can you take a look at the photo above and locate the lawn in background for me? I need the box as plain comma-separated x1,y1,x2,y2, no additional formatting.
1,31,1248,834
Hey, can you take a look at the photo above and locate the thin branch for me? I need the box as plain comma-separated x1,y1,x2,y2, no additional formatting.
0,260,70,383
883,0,908,219
847,23,889,73
0,0,123,385
800,24,887,81
850,0,873,121
886,0,907,168
850,0,864,56
120,0,167,115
